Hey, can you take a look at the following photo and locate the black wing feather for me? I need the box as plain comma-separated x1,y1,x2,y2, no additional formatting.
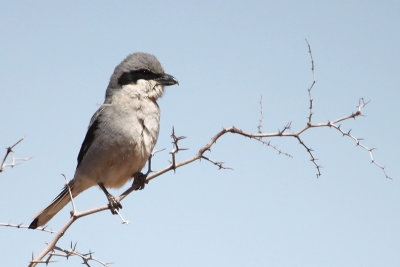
77,117,100,167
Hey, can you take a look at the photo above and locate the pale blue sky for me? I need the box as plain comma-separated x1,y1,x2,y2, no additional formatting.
1,1,399,266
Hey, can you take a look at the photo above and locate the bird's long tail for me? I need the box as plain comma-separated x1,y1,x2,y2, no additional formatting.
29,180,79,229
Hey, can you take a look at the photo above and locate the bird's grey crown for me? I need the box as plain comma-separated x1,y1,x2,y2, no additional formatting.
107,52,165,91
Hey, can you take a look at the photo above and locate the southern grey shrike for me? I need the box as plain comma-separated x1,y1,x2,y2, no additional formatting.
29,52,178,229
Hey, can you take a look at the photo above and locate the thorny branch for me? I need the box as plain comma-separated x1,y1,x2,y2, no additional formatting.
0,137,31,173
256,95,293,158
30,242,111,266
201,156,232,170
0,223,55,234
6,41,388,266
258,95,264,133
169,127,187,171
306,39,316,125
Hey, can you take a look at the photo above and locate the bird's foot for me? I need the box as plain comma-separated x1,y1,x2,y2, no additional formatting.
99,182,122,214
107,194,122,215
132,172,148,190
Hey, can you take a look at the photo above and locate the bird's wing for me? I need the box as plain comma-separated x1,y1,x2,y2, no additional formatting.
76,105,105,167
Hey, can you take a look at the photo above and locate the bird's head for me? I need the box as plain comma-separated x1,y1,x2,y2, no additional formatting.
106,52,178,100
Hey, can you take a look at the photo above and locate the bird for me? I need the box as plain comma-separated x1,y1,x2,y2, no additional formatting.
29,52,178,229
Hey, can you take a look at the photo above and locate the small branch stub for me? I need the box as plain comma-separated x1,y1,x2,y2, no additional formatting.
0,137,31,173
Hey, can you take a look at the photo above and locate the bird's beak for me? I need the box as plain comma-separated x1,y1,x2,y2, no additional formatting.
155,73,179,86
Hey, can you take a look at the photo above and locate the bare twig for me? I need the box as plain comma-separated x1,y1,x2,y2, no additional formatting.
201,156,232,170
295,136,321,177
328,100,390,179
254,138,293,158
306,38,316,125
62,174,76,215
256,96,292,157
0,137,31,172
258,95,264,133
115,209,130,224
0,222,55,234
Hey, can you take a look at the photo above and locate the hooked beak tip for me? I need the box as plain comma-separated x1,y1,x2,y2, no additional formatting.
156,73,179,86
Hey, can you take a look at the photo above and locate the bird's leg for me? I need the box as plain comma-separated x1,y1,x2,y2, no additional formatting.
98,183,122,214
132,154,152,190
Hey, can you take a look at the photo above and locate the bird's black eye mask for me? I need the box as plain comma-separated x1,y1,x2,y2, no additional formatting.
118,69,161,86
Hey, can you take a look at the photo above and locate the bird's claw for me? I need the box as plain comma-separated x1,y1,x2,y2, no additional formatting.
107,194,122,214
133,172,148,190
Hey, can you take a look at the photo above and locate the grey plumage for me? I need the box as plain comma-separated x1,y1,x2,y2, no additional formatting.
29,53,178,229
